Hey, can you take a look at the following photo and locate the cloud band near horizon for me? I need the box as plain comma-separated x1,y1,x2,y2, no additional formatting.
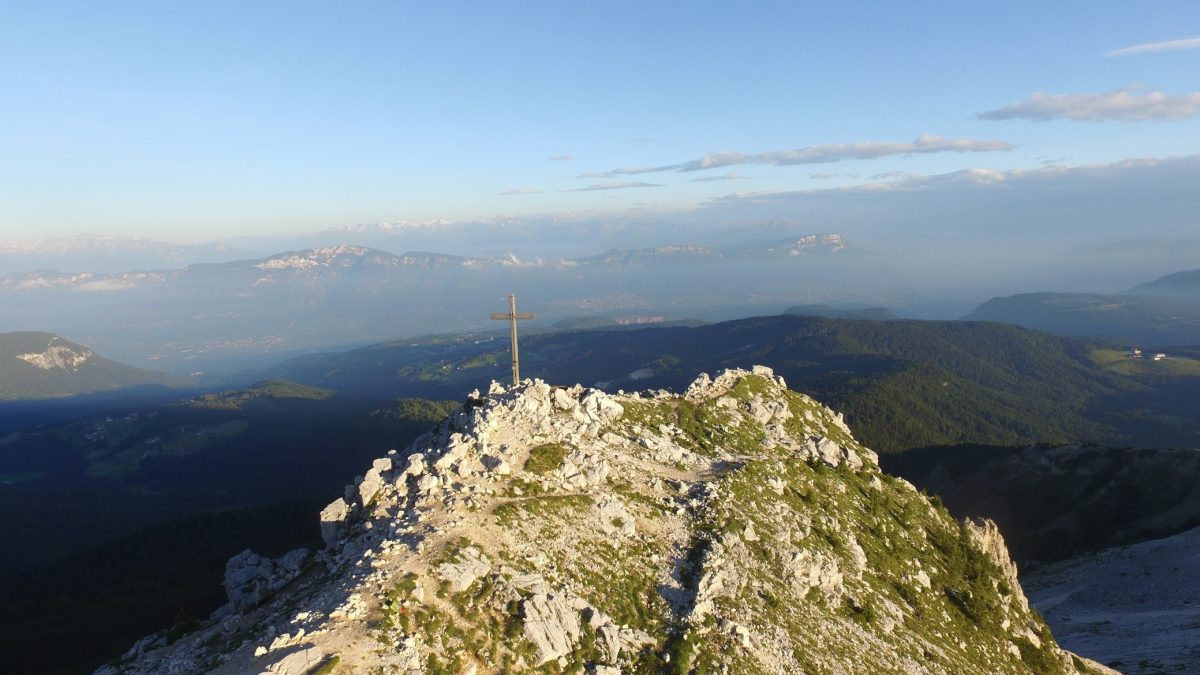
577,135,1014,178
1104,36,1200,57
980,87,1200,122
566,181,662,192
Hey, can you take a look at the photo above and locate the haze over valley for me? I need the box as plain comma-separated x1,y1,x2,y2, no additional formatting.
2,3,1199,674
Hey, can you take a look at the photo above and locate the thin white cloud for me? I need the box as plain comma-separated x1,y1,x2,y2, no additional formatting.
576,165,675,178
580,135,1013,178
566,181,663,192
548,154,574,161
980,87,1200,122
688,173,748,183
1104,36,1200,57
499,187,543,196
711,156,1195,204
680,136,1014,170
868,170,915,180
698,153,1200,281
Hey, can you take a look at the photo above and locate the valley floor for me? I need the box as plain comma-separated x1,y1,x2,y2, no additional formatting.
1024,525,1200,674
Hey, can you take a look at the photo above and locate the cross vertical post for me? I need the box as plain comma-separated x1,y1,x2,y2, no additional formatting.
490,293,536,385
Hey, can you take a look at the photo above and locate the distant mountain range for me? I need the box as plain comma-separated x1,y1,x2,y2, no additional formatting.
1126,267,1200,297
964,268,1200,346
0,235,258,275
0,236,847,373
2,235,846,287
0,332,181,401
784,304,898,320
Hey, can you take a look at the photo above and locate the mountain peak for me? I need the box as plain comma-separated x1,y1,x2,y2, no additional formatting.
15,334,93,371
1125,267,1200,297
104,367,1109,674
254,246,379,270
0,332,179,401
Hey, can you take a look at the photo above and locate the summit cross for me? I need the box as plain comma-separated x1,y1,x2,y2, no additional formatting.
490,292,536,385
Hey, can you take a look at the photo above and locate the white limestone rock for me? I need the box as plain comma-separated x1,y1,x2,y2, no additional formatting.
788,549,844,602
404,453,426,476
319,498,350,546
356,468,384,507
522,593,582,664
437,546,491,593
264,645,326,674
964,517,1029,613
553,387,577,410
596,497,636,536
223,548,308,611
105,366,1103,675
800,435,867,469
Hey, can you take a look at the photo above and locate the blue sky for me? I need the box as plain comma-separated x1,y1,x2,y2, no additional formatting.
1,1,1198,243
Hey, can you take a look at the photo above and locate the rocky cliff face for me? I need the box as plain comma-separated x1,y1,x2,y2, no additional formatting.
100,367,1113,674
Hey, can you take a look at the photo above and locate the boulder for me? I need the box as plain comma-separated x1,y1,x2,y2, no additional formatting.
264,645,326,675
357,468,384,507
404,453,426,476
319,498,350,546
277,548,310,574
437,546,491,592
435,433,473,471
553,387,577,410
799,435,865,469
522,593,581,664
417,474,440,494
789,549,844,602
224,549,307,611
579,390,624,424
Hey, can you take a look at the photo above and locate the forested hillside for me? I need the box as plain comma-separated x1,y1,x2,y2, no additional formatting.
263,315,1200,452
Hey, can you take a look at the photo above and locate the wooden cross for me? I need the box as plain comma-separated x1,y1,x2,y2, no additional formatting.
490,293,536,385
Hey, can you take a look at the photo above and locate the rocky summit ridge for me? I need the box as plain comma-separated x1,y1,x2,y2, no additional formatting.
101,367,1113,675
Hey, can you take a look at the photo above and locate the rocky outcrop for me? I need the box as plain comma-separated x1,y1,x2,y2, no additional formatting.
103,367,1110,675
436,546,490,593
318,498,350,546
521,593,581,664
16,342,92,371
223,548,309,611
965,517,1029,613
263,645,327,675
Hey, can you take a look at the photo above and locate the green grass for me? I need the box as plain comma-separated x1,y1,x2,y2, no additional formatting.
494,494,593,527
185,380,335,409
1090,347,1200,377
616,400,675,431
311,654,341,674
659,416,1072,674
460,352,505,369
524,443,567,474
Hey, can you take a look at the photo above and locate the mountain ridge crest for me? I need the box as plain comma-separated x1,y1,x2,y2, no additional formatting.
101,367,1111,674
